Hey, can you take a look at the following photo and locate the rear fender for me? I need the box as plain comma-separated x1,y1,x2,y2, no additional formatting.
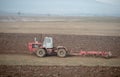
56,46,68,52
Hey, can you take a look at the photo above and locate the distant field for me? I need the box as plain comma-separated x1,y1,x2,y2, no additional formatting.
0,16,120,22
0,16,120,36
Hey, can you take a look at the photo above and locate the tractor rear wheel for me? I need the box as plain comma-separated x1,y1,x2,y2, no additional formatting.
57,49,67,57
36,49,46,57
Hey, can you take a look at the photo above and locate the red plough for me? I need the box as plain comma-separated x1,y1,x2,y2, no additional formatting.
70,50,112,58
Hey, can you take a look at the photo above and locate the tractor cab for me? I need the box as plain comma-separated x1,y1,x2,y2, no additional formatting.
43,37,53,48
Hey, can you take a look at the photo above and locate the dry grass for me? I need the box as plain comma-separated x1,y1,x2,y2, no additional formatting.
0,17,120,36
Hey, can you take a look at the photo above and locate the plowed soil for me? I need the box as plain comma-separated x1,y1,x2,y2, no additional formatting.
0,33,120,77
0,65,120,77
0,33,120,56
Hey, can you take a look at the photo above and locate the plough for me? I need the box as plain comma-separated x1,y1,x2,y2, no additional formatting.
70,50,112,58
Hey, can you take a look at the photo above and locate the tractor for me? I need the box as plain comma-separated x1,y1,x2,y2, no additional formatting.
28,37,112,58
28,37,68,57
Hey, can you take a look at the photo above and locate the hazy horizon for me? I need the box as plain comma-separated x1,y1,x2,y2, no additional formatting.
0,0,120,17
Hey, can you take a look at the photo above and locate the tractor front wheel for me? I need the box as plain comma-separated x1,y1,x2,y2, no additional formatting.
57,49,67,57
36,49,46,57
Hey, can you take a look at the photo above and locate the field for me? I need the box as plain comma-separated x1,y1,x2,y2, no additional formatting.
0,54,120,66
0,16,120,77
0,54,120,77
1,65,120,77
0,16,120,36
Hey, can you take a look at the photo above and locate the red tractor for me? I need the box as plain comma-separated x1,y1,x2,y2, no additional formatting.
28,37,68,57
28,37,112,58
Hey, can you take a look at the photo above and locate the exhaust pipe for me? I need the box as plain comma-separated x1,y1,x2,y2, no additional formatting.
34,37,38,43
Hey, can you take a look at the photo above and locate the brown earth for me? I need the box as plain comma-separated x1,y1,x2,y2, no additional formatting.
0,33,120,56
0,17,120,77
0,54,120,77
0,65,120,77
0,17,120,56
0,54,120,66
